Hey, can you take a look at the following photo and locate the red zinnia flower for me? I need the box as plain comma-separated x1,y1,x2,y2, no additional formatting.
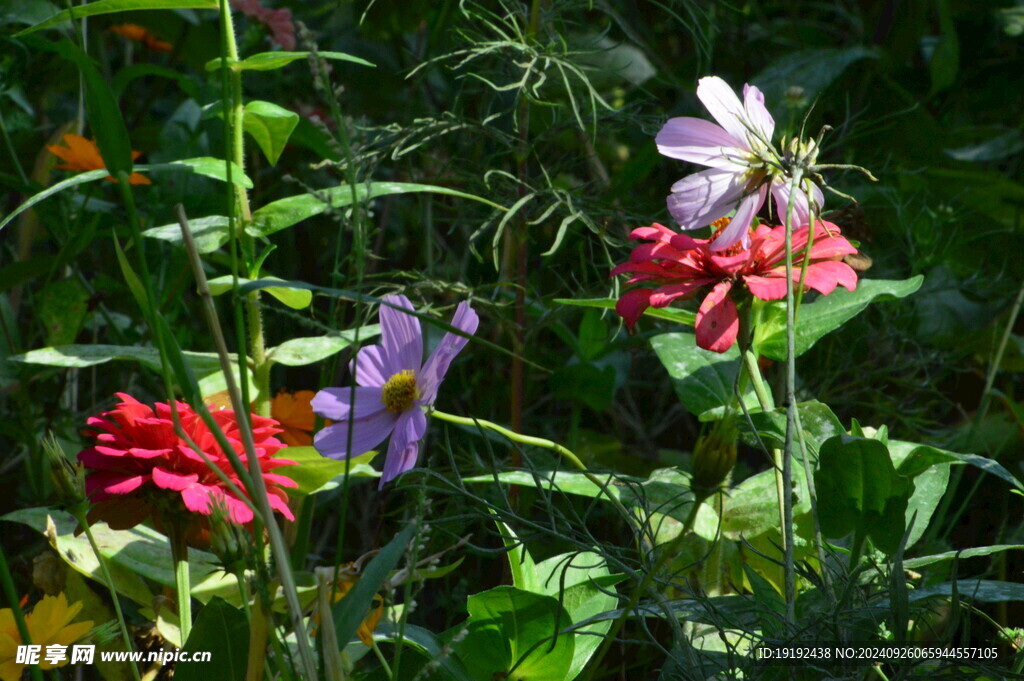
612,219,859,353
78,393,298,529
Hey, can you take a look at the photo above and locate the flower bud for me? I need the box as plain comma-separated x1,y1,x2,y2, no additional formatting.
691,417,738,495
43,435,86,506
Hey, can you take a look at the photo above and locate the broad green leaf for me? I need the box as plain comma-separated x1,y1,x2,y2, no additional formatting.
207,275,312,310
177,598,248,681
888,440,951,549
205,50,375,72
373,623,474,681
17,0,217,35
554,297,696,326
332,523,415,647
249,182,504,238
650,333,767,419
3,508,235,605
143,216,232,253
266,325,381,367
744,400,845,458
722,465,810,539
815,435,913,555
243,100,299,166
903,545,1024,570
0,159,251,236
277,447,379,495
756,277,924,361
10,343,224,374
752,46,880,109
0,257,57,294
908,580,1024,604
495,520,539,593
38,279,89,346
459,587,574,681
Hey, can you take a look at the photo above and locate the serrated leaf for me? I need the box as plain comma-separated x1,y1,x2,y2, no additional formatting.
242,100,298,166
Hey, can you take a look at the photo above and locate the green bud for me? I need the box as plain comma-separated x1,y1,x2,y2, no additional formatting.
43,434,86,506
691,417,738,495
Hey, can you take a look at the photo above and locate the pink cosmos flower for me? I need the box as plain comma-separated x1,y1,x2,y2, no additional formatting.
612,219,859,353
312,296,479,488
230,0,296,50
656,76,824,252
78,394,297,527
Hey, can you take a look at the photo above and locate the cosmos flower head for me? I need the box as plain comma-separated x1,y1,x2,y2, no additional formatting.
78,394,297,532
612,218,859,352
656,76,823,251
312,295,479,488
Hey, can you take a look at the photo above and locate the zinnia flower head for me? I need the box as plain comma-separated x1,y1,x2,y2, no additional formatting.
0,593,93,680
656,76,823,251
48,134,151,185
312,295,479,488
612,218,859,353
78,394,298,529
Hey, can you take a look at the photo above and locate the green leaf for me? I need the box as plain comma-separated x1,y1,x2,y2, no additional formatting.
277,447,379,495
752,46,880,109
143,216,232,254
722,465,810,540
650,333,768,419
0,257,57,294
756,277,924,361
554,297,696,326
207,275,312,310
0,159,250,236
242,100,299,166
332,523,415,647
745,400,845,458
373,623,474,681
495,520,539,593
550,363,616,411
205,50,375,72
903,545,1024,570
9,343,224,374
266,326,381,366
459,586,574,681
249,182,504,238
929,0,959,94
176,598,248,681
895,443,1024,492
908,580,1024,604
2,508,235,606
17,0,217,35
815,435,913,555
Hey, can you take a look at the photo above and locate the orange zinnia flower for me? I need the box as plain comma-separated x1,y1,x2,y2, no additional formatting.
47,134,151,186
109,23,173,53
271,389,316,447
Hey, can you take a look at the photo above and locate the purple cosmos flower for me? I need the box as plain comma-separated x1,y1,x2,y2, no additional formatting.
655,76,824,252
312,295,479,488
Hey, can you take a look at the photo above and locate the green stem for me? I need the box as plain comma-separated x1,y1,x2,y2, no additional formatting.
169,522,192,644
428,409,636,531
743,349,788,555
75,508,141,680
0,543,44,681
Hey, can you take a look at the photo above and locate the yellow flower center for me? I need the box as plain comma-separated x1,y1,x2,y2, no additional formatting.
709,217,751,257
381,370,419,413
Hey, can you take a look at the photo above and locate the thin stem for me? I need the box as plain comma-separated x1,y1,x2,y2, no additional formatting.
75,509,142,680
743,349,787,554
169,523,192,643
370,639,394,679
177,205,320,679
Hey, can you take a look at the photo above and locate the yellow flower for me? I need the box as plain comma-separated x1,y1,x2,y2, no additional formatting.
0,593,93,681
47,134,152,186
313,566,383,647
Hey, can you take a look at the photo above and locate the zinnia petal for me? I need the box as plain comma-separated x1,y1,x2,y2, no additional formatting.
379,409,427,488
314,409,399,460
379,295,423,373
615,288,654,329
695,281,738,353
418,301,479,404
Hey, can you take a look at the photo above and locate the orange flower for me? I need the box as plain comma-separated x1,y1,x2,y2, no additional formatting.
271,390,316,447
312,566,383,647
109,23,173,53
47,134,151,186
